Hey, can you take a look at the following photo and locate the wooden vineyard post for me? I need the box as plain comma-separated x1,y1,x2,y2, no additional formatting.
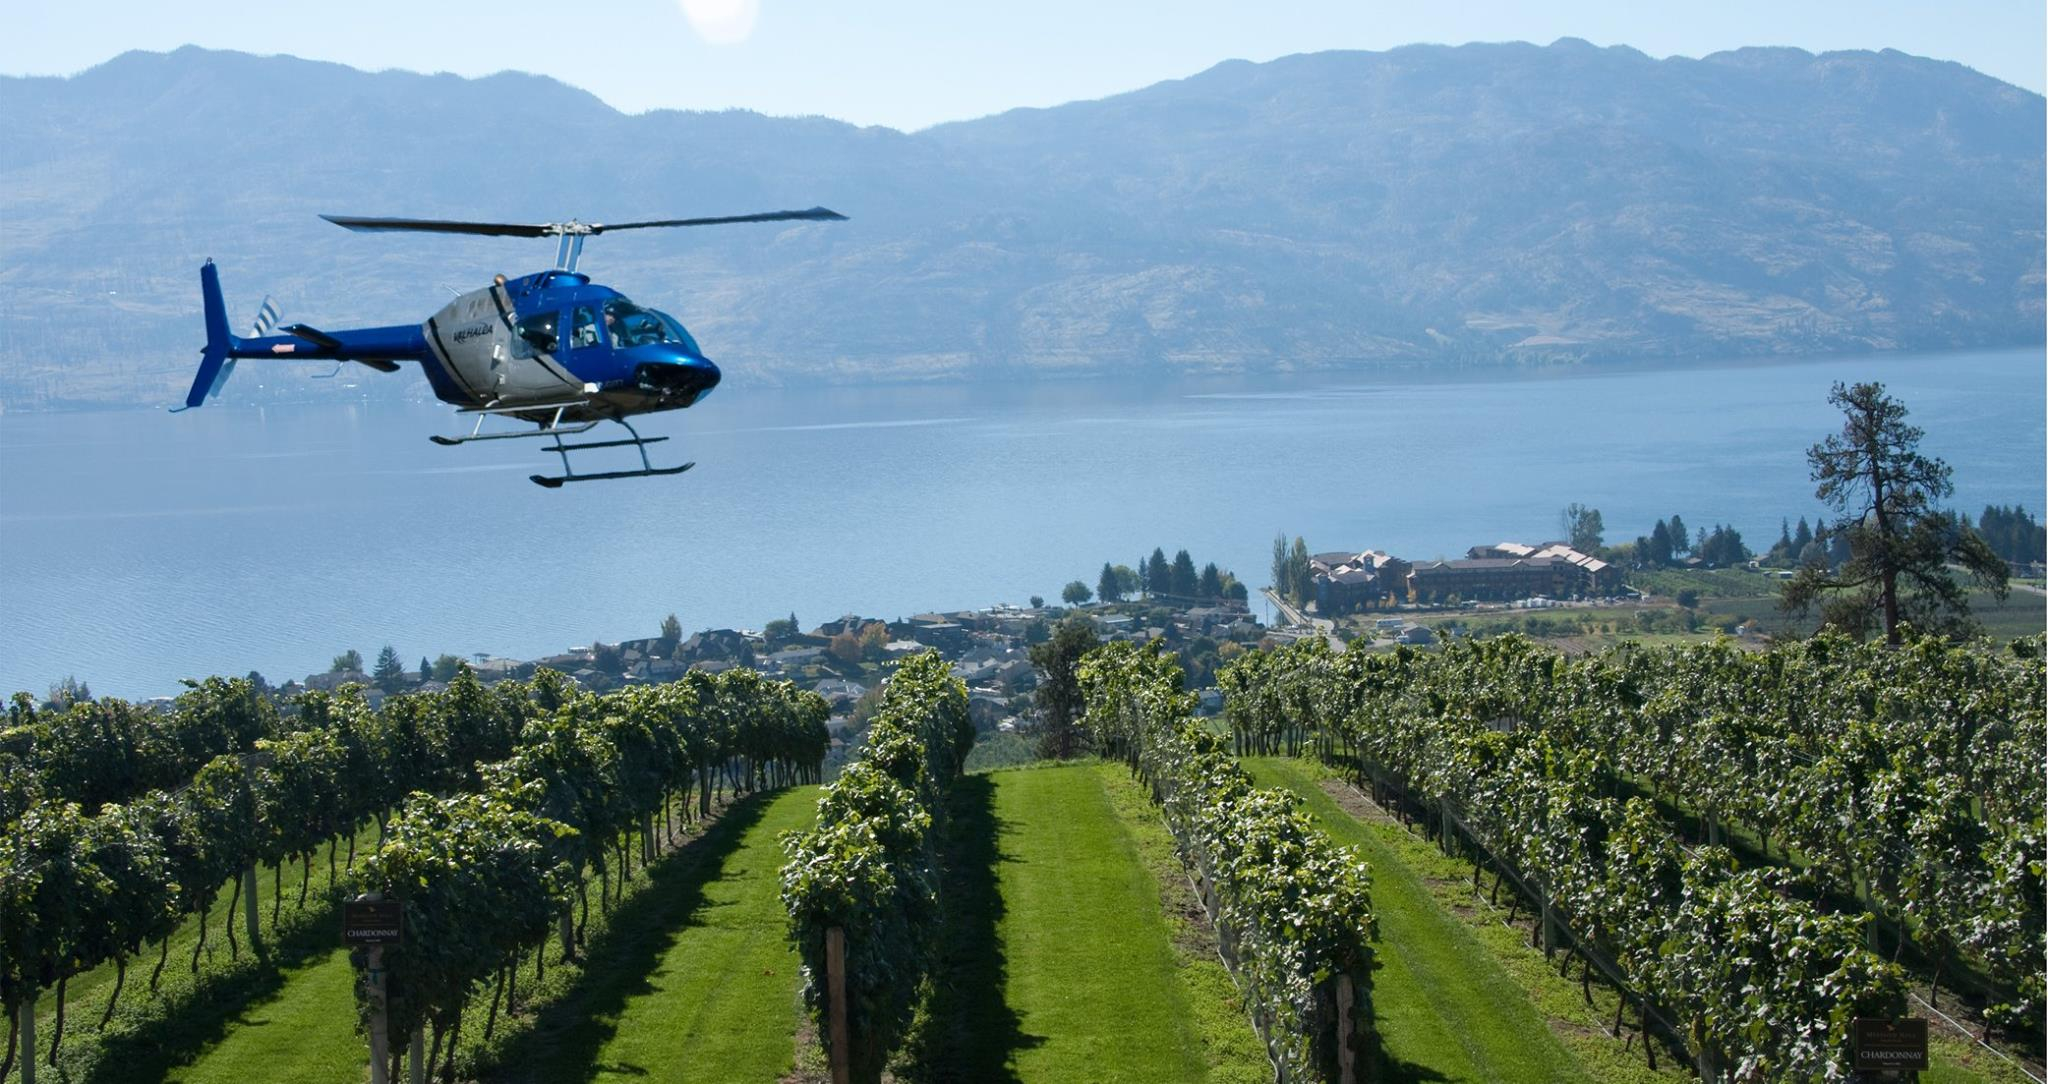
1336,973,1357,1084
408,1026,425,1084
19,988,37,1084
242,864,262,954
826,926,850,1084
345,893,402,1084
364,946,391,1084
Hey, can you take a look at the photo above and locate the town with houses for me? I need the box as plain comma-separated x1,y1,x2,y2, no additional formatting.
178,537,1640,763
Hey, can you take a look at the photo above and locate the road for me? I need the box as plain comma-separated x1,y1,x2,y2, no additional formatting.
1262,588,1344,649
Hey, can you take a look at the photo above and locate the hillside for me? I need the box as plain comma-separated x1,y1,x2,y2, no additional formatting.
0,40,2041,408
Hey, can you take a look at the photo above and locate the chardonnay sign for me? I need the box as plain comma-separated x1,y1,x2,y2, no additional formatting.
344,898,404,946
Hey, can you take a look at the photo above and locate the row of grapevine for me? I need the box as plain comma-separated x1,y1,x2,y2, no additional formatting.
2,678,276,828
1220,632,2047,1078
0,666,828,1083
780,652,973,1084
1257,629,2047,1034
1081,641,1374,1083
349,671,829,1081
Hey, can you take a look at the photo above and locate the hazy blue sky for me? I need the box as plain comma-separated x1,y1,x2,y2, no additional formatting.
7,0,2043,129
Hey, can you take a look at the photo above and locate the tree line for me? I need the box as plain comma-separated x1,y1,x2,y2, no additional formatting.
1069,547,1248,607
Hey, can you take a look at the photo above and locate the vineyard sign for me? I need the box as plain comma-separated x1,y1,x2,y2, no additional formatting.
1851,1017,1927,1073
343,898,404,946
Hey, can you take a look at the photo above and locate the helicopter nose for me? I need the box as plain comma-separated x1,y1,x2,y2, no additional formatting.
633,353,720,405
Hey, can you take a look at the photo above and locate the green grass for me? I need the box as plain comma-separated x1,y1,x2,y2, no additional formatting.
1626,567,1778,599
1242,757,1678,1084
159,949,362,1084
1092,763,1273,1084
910,763,1240,1083
483,786,817,1083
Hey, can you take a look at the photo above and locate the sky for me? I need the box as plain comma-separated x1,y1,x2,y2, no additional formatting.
5,1,2044,131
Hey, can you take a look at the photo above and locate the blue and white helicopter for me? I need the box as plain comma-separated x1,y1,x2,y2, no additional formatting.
178,207,846,486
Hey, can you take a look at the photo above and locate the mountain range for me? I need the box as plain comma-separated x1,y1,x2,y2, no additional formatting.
1,39,2041,409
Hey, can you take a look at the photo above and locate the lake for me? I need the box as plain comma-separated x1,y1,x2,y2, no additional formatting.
2,348,2042,700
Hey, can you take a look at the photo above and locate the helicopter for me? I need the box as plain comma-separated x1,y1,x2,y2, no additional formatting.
176,207,847,486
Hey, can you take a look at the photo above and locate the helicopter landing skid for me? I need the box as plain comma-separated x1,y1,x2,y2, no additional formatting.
529,416,694,488
429,401,599,446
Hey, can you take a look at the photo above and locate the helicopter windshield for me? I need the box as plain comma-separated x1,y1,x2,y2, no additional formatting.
604,299,702,355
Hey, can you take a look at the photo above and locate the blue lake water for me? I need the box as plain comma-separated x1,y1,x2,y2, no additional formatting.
2,348,2042,700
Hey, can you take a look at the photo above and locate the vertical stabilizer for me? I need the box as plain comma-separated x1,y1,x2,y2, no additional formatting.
179,261,239,410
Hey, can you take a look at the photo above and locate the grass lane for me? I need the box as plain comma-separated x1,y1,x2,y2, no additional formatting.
1243,756,1665,1084
910,765,1266,1084
918,763,1220,1083
159,949,361,1084
487,786,817,1083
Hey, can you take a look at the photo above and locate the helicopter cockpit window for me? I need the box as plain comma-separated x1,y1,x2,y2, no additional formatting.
603,298,697,353
570,306,599,349
513,311,559,358
649,310,703,356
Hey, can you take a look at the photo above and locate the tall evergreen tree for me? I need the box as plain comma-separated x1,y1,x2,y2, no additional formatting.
1783,382,2008,643
1198,562,1223,599
1098,562,1122,603
1147,547,1172,597
1288,537,1312,605
1667,515,1691,555
1170,549,1198,597
1648,520,1674,566
372,646,406,694
1029,617,1100,759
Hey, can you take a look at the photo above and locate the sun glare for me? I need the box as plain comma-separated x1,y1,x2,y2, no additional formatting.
677,0,760,46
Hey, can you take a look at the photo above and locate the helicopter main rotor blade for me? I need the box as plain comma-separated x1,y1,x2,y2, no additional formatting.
594,207,847,232
320,215,555,237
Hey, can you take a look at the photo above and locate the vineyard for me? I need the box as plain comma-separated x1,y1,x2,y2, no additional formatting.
1218,631,2046,1080
0,630,2040,1083
0,667,830,1083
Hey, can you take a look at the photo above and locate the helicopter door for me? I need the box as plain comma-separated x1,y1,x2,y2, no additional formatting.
503,308,581,400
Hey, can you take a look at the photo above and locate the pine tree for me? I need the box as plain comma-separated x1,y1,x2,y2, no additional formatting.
372,646,406,693
1668,515,1691,556
1783,382,2007,643
1648,520,1674,566
1147,547,1172,597
1199,562,1223,599
1170,550,1198,598
1098,562,1122,603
